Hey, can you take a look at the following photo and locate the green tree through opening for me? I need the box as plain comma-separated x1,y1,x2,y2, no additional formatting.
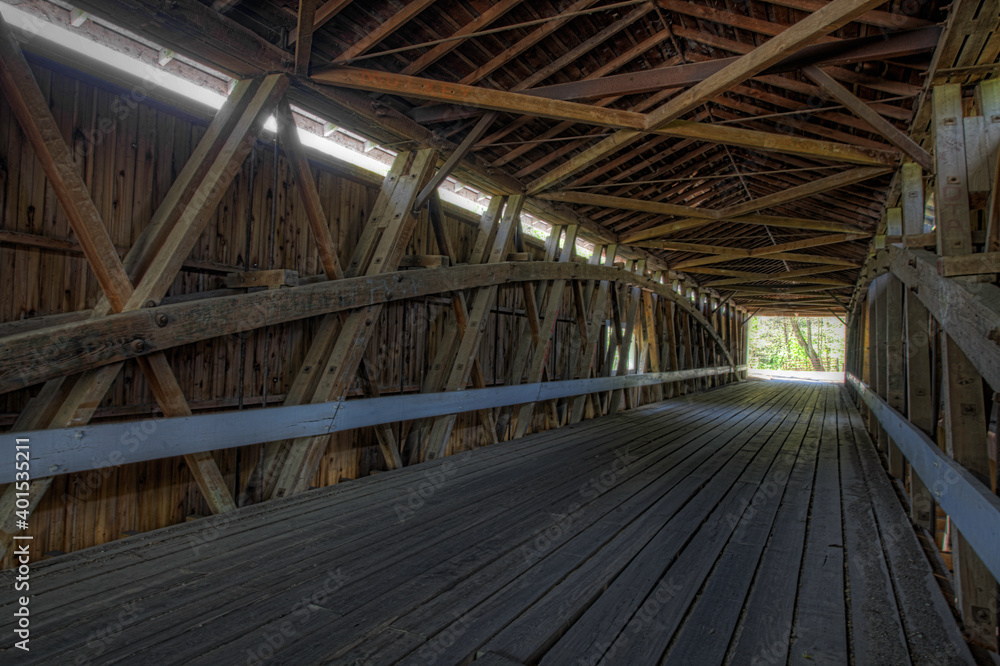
748,316,845,372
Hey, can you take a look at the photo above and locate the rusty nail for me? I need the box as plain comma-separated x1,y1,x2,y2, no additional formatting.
155,313,168,327
131,339,146,353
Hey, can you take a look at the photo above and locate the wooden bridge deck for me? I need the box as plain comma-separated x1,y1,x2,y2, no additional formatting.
1,380,973,665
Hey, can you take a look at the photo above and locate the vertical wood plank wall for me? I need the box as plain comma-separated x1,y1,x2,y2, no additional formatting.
0,62,746,561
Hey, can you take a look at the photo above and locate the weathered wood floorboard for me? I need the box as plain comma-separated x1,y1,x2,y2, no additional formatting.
0,380,972,665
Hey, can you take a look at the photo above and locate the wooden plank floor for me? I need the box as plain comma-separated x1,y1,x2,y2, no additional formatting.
0,380,974,665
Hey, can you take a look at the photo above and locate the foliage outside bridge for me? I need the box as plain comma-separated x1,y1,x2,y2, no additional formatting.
749,316,846,372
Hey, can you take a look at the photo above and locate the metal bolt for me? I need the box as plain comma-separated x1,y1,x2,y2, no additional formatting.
131,339,146,353
384,291,392,301
144,300,157,308
155,313,168,327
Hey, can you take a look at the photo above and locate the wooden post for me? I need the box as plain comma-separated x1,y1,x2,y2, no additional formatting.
568,244,617,424
401,195,506,458
885,274,905,478
934,83,998,651
511,225,580,438
421,196,525,459
270,149,438,496
901,162,935,533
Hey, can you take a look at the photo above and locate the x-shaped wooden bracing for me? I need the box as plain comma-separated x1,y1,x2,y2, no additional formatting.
0,13,297,560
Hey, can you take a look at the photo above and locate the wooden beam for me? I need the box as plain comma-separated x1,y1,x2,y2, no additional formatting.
334,0,438,63
620,213,866,243
703,265,850,286
657,119,898,166
225,269,300,289
569,245,617,423
410,27,940,123
275,102,343,279
294,0,317,76
608,266,643,414
128,74,290,309
525,0,894,194
504,28,938,102
933,84,997,652
900,164,934,531
0,12,133,311
639,233,867,257
533,189,720,219
414,112,498,211
720,166,891,218
402,196,508,459
312,67,646,129
458,0,603,85
672,251,860,269
802,65,932,169
511,226,581,437
400,0,525,75
271,149,438,496
936,251,1000,277
422,196,526,459
0,72,282,559
289,0,352,45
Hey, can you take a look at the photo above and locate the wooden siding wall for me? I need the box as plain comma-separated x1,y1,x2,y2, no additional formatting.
0,61,745,561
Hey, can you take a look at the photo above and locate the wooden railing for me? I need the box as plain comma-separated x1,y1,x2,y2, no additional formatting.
846,373,1000,582
1,364,745,485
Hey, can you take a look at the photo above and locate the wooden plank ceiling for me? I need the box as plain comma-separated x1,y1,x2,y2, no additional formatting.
141,0,954,312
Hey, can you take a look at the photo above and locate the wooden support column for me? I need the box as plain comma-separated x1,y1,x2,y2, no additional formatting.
979,79,1000,252
641,284,664,402
934,83,998,651
874,274,889,453
268,101,407,485
865,281,876,430
680,284,696,394
607,262,644,414
663,289,680,397
885,274,906,478
495,224,563,437
568,245,616,424
270,149,438,497
403,195,508,460
421,196,526,460
901,162,935,533
252,153,419,496
510,225,580,438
